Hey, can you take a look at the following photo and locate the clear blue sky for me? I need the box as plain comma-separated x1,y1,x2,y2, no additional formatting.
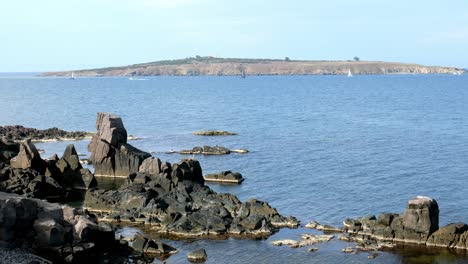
1,0,467,72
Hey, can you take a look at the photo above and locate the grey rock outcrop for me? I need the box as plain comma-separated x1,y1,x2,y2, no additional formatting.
46,144,97,190
344,196,468,250
10,139,46,174
0,191,127,263
187,248,207,262
84,158,298,238
204,171,244,183
88,113,150,177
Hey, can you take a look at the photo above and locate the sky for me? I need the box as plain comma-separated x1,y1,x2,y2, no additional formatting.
0,0,467,72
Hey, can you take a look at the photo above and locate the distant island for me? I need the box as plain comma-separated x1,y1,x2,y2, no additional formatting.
43,56,465,77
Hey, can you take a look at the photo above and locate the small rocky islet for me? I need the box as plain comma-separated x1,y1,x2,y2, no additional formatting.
0,125,92,142
2,112,468,262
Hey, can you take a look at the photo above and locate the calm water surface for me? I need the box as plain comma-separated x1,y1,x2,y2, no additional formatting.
1,74,468,263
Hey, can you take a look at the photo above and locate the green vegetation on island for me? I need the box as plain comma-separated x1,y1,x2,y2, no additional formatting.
43,56,465,77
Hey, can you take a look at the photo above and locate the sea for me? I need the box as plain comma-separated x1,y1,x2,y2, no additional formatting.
1,73,468,263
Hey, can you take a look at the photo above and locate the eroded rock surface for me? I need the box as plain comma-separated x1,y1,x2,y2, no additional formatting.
344,196,468,250
84,158,298,237
88,113,150,177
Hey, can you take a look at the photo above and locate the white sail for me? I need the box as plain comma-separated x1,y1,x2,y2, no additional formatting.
347,69,353,77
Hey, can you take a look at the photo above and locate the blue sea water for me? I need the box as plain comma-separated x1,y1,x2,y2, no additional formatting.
1,74,468,263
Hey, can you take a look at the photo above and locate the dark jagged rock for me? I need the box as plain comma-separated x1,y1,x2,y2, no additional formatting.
0,138,20,163
0,191,133,263
0,162,62,199
84,158,298,238
46,144,97,190
204,171,244,184
130,233,177,255
344,196,468,250
10,139,46,174
0,125,91,142
88,113,150,177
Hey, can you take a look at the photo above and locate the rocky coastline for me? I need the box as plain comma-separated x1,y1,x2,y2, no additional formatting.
0,112,298,262
1,112,468,262
0,125,92,142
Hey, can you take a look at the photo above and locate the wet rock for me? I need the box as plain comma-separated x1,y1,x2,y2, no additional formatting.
0,125,91,142
131,233,177,255
204,171,244,184
179,146,231,155
343,196,468,251
187,248,207,262
271,239,299,247
84,158,296,238
88,113,150,177
192,130,237,136
342,247,354,253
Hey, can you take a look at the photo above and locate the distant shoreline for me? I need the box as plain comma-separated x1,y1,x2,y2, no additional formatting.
42,56,465,77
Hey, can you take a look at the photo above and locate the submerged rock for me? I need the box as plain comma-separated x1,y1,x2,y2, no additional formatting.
88,113,150,177
192,130,237,136
187,248,208,262
204,171,244,184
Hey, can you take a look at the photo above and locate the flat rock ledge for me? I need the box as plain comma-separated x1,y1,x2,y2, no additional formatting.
343,196,468,251
0,125,92,142
170,146,249,155
192,130,237,136
204,171,244,184
83,157,299,238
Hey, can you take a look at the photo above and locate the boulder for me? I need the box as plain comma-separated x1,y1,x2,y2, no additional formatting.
204,171,244,184
10,139,46,173
187,248,207,262
402,196,439,235
131,233,177,255
88,113,150,177
139,157,161,176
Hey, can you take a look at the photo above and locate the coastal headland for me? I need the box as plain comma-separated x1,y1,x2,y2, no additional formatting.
43,57,465,77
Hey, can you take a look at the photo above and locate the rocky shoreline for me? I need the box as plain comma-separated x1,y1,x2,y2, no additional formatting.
0,112,299,262
1,113,468,262
0,125,92,142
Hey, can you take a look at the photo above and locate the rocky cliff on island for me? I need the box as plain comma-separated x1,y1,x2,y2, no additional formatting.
42,57,465,77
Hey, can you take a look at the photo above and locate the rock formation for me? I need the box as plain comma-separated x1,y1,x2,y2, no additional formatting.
84,158,298,237
88,113,150,177
0,191,129,263
344,196,468,250
0,125,91,142
46,144,97,190
10,139,47,174
204,171,244,183
0,138,19,163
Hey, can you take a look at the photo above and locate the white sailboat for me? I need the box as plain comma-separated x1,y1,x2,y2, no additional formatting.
70,72,76,80
347,69,353,77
